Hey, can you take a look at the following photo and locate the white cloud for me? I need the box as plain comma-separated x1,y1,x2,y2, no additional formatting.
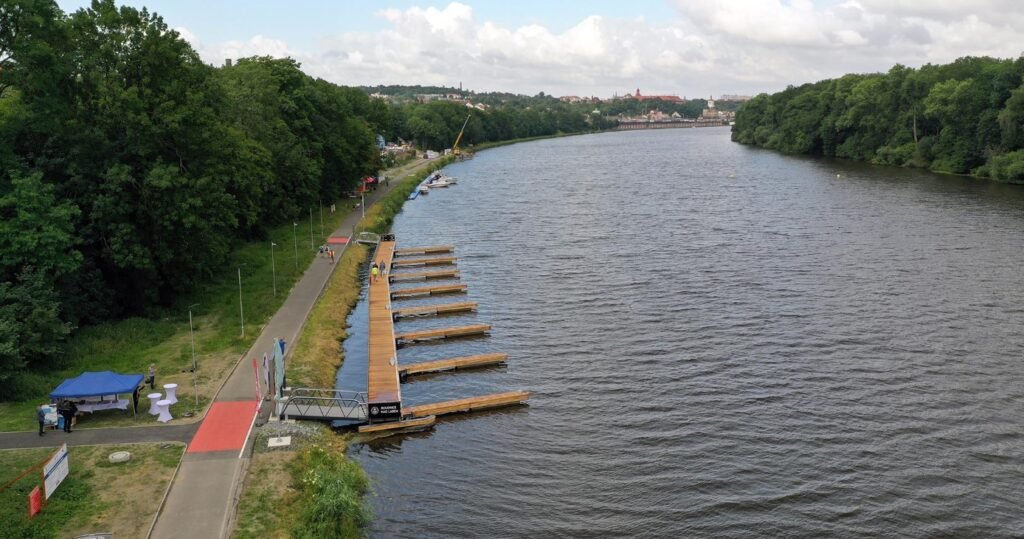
187,2,1024,98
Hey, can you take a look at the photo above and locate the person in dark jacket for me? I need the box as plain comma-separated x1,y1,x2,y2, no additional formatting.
37,405,46,436
60,401,77,433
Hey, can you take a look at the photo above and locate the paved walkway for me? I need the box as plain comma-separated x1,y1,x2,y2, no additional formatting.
0,423,198,450
150,160,431,539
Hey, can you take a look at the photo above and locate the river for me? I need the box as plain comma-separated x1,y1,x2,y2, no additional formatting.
340,127,1024,537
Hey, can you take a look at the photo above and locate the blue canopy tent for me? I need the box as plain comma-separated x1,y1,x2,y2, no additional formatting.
50,371,145,416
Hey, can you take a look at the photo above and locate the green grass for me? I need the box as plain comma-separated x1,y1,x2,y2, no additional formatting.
0,443,184,539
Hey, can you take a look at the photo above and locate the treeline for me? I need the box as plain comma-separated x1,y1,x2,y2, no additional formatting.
0,0,382,394
731,56,1024,183
367,94,616,152
0,0,628,395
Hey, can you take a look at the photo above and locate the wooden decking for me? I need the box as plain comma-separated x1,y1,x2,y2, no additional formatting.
391,283,467,298
389,269,460,281
391,256,457,267
395,324,491,343
394,245,454,256
392,301,478,319
357,415,435,434
399,353,508,377
367,240,401,420
404,391,530,418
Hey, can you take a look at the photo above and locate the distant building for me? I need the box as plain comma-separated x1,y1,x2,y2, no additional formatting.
625,88,685,103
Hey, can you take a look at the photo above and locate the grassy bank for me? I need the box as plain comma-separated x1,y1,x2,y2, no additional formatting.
234,430,368,539
0,200,357,431
0,443,183,538
287,157,452,388
237,159,447,538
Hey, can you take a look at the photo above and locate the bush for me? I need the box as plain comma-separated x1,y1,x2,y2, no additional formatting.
290,444,370,539
984,149,1024,184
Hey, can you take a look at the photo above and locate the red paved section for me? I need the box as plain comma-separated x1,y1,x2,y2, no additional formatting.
327,236,349,244
187,401,257,453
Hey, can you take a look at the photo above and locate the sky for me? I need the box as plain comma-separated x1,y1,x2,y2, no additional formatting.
56,0,1024,98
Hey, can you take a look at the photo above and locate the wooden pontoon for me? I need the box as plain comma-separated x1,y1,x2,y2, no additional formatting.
391,256,457,268
389,269,460,282
395,324,491,344
394,245,454,256
404,391,530,418
391,283,467,298
399,353,508,378
392,301,478,319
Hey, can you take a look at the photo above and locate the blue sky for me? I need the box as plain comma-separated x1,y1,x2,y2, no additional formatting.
54,1,1024,98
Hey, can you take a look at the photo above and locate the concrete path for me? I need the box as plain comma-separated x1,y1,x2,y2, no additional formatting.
0,423,198,450
150,160,431,539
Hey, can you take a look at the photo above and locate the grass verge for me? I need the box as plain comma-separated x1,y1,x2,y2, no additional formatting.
0,442,184,539
234,429,367,539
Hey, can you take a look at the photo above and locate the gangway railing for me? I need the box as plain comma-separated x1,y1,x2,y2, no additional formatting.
279,388,368,421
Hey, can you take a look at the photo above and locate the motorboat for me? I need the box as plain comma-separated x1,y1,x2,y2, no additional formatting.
418,184,430,194
427,178,452,188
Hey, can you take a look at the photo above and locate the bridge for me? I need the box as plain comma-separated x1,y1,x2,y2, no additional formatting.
615,118,727,130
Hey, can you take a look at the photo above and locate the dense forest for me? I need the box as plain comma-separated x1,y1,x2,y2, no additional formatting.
731,56,1024,183
0,0,616,396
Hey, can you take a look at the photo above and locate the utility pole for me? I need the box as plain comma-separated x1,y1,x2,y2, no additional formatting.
237,265,246,338
270,242,277,297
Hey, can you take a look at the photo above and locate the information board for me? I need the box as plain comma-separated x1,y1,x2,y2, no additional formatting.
43,443,69,500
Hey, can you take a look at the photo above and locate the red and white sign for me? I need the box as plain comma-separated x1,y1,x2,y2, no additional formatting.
28,486,41,518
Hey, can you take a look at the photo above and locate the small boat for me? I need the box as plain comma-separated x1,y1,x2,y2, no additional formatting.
427,178,452,188
418,184,430,194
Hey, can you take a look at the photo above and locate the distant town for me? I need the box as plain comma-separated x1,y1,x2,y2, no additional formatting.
366,85,752,127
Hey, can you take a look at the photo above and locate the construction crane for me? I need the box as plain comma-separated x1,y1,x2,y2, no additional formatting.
452,113,471,157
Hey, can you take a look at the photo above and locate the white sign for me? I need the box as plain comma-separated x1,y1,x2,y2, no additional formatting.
43,443,69,500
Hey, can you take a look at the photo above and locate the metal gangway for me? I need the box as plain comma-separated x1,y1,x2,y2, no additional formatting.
278,388,368,421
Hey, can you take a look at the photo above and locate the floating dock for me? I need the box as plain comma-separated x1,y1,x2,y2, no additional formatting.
391,256,457,268
391,283,467,298
394,245,454,256
399,353,508,378
389,269,460,282
404,391,531,419
392,301,478,319
357,415,436,435
366,239,402,422
395,324,491,344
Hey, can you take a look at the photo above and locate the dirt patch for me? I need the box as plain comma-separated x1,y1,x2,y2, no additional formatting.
59,443,184,539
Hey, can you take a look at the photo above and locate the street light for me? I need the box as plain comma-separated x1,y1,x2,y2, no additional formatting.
237,264,247,338
360,190,365,219
319,199,324,239
309,207,314,250
188,304,199,407
270,242,277,297
292,222,298,271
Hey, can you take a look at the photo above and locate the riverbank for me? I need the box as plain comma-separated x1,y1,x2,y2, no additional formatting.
233,157,451,538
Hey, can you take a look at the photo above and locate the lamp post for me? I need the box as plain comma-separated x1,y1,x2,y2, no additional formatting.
319,199,324,240
237,264,246,338
270,242,277,297
292,222,298,271
309,207,314,250
360,190,365,219
188,304,199,407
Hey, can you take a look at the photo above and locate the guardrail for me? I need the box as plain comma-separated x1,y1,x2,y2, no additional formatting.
279,388,368,421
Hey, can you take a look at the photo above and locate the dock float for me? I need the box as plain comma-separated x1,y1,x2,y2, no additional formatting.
367,239,402,422
391,256,457,268
394,245,454,256
399,353,508,378
389,269,460,282
392,301,478,319
357,415,436,435
404,391,531,418
391,283,467,298
395,324,491,343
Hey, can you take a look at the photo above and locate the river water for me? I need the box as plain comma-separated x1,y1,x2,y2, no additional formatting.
341,128,1024,537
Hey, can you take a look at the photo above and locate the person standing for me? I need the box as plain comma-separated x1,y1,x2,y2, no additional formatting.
380,261,387,275
37,405,46,436
60,401,77,433
147,363,157,390
370,263,379,283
